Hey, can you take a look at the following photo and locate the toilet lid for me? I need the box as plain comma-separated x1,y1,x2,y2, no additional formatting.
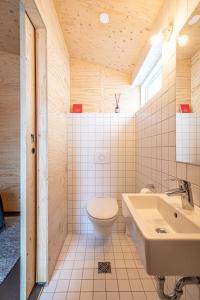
87,197,118,219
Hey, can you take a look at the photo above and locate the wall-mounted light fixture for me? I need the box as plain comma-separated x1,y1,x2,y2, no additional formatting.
150,32,163,46
188,14,200,25
150,23,173,46
177,34,189,47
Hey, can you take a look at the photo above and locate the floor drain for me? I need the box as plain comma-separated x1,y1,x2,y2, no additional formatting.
98,262,111,273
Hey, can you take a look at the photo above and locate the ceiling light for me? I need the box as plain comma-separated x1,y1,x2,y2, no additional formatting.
150,23,173,46
188,15,200,25
177,34,189,47
99,13,109,24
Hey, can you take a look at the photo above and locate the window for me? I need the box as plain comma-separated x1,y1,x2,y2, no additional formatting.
133,44,162,111
140,58,162,107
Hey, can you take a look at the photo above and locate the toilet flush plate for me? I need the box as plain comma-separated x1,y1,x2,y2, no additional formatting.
94,151,110,163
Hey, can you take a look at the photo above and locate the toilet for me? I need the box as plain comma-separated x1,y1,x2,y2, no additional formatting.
87,197,119,238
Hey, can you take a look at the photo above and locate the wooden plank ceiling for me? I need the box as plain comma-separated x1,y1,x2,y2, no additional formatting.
0,0,19,55
53,0,164,74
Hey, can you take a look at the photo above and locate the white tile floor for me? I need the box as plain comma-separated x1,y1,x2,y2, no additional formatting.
40,233,159,300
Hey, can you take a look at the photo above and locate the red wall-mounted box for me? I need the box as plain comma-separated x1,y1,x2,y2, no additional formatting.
180,104,191,113
72,104,82,113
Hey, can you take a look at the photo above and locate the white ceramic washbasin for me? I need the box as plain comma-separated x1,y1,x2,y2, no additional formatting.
122,193,200,276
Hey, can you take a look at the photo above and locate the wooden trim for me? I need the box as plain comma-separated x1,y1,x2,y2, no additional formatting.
35,27,48,283
20,1,48,298
20,4,27,299
21,0,45,28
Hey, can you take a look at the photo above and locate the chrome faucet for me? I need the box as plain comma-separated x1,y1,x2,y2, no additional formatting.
165,179,194,210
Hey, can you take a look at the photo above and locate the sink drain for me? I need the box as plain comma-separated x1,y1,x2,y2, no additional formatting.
155,227,168,233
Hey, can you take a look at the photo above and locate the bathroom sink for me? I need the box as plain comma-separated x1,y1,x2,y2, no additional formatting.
122,193,200,276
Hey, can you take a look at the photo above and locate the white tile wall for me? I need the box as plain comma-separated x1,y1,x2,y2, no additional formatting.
67,113,135,233
135,36,200,300
135,57,200,206
176,113,200,164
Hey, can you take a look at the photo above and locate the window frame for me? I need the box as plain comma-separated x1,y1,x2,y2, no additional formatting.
140,57,162,107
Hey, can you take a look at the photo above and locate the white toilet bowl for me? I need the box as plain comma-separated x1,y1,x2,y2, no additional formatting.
87,197,118,238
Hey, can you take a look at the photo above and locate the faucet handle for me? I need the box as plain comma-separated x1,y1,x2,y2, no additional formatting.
165,178,194,210
166,177,185,183
165,178,189,190
175,178,191,192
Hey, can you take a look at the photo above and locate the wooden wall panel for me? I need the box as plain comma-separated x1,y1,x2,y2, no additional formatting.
176,48,200,113
70,58,140,113
0,50,20,212
176,58,191,112
0,0,19,55
192,49,200,112
34,0,70,280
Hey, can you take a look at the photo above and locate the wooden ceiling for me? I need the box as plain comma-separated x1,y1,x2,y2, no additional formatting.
53,0,164,74
0,0,19,55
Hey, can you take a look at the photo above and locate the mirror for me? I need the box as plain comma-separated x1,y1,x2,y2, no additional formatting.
176,4,200,165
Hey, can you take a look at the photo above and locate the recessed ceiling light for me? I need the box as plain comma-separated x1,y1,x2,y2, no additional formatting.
177,34,189,47
188,15,200,25
99,13,110,24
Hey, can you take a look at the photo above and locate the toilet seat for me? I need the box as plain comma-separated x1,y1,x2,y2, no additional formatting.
87,197,118,220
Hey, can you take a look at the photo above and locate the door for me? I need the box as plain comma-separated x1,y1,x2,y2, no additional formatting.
25,13,36,298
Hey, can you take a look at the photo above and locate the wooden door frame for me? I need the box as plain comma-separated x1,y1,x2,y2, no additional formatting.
20,0,48,298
